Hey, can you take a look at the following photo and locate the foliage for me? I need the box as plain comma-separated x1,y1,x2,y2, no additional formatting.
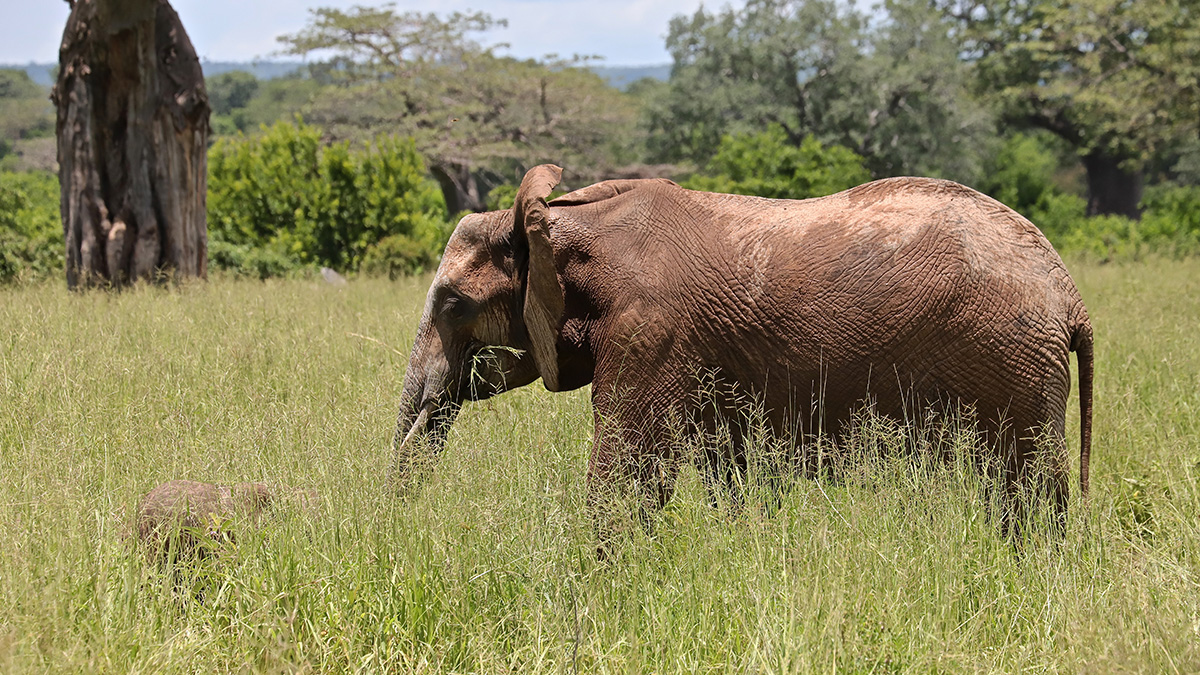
0,69,54,161
942,0,1200,165
208,74,325,137
278,6,642,211
2,261,1200,670
1140,183,1200,254
207,119,449,275
359,234,438,279
0,170,62,283
974,134,1200,260
206,239,303,280
648,0,994,182
207,70,260,116
974,132,1087,239
683,125,870,199
280,5,503,76
976,133,1063,216
484,183,519,211
936,0,1200,215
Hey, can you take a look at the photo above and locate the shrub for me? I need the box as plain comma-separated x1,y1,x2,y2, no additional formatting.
1139,183,1200,255
1028,191,1089,243
0,170,62,283
206,239,303,280
976,133,1062,217
207,119,450,276
359,234,437,279
683,125,871,200
485,184,519,212
1057,214,1141,262
1029,184,1200,262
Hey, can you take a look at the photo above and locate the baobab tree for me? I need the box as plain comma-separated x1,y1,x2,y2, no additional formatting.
54,0,210,288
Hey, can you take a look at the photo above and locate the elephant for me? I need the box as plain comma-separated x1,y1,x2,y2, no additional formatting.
135,479,320,562
392,164,1094,543
136,480,273,561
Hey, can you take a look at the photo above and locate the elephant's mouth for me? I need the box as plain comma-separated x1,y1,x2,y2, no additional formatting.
462,343,527,401
393,343,524,476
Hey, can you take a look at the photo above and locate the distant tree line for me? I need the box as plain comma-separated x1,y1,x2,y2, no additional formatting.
3,0,1200,283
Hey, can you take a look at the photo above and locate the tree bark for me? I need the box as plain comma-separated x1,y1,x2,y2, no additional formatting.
53,0,210,289
430,162,485,214
1082,151,1144,220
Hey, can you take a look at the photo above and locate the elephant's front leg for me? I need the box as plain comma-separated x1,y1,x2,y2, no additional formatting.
585,403,684,559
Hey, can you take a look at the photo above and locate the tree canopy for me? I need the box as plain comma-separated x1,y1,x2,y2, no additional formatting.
0,69,54,162
937,0,1200,216
645,0,994,183
277,5,640,212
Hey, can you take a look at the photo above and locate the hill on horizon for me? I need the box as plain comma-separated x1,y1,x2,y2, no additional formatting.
3,61,670,91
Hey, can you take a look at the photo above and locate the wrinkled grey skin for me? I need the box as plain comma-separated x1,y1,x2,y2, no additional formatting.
392,165,1094,546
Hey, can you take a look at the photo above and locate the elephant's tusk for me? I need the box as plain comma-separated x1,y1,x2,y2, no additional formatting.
396,404,433,457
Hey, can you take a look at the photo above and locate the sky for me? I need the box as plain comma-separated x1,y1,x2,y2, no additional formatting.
0,0,739,66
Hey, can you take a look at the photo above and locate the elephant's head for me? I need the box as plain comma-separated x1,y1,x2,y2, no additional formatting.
392,165,581,480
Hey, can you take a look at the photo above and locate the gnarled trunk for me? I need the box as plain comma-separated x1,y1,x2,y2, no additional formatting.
53,0,210,289
430,162,485,214
1083,151,1143,220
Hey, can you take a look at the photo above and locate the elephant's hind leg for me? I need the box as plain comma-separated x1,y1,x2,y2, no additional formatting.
993,412,1071,541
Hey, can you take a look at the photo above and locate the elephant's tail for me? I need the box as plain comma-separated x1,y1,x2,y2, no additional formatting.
1070,321,1094,498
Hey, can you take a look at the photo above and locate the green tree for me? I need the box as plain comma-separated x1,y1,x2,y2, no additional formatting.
207,119,448,275
976,132,1088,239
0,170,63,283
207,71,259,116
937,0,1200,217
0,70,54,161
648,0,993,182
278,5,641,212
684,125,870,199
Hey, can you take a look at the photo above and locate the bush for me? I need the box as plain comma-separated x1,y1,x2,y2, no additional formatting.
976,133,1062,217
485,184,519,212
1139,183,1200,255
1027,190,1089,242
1027,184,1200,262
207,119,450,276
684,125,871,199
206,239,303,280
974,132,1094,243
359,234,437,279
1056,214,1140,262
0,170,62,284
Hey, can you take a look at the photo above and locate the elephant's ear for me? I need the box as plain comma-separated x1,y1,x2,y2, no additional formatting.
514,164,565,391
550,178,679,206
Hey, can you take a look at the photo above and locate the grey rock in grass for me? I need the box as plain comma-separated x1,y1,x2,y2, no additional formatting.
321,267,348,285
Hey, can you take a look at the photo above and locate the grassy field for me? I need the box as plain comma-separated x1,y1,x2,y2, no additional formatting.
1,259,1198,673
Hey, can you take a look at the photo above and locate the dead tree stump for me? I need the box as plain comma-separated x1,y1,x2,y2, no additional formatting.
53,0,210,288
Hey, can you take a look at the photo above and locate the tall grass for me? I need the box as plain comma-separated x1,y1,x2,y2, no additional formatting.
1,260,1198,672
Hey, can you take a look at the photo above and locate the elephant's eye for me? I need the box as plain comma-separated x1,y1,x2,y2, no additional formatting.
438,292,473,322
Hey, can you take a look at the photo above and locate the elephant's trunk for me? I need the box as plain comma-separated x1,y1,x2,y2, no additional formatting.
390,383,459,494
389,318,462,494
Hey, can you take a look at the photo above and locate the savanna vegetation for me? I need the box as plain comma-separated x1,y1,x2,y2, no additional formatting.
4,0,1200,284
1,0,1199,669
0,258,1197,671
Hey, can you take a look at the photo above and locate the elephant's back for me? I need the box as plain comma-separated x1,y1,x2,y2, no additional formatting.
691,176,1086,365
708,176,1083,311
